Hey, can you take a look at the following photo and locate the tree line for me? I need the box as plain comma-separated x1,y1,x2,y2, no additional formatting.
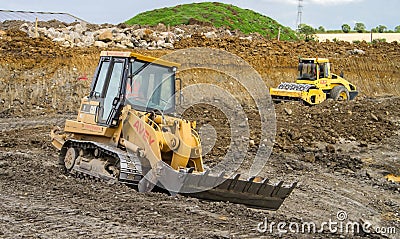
340,23,400,33
299,23,400,36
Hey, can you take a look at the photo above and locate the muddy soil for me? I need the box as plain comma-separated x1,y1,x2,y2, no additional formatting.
0,96,399,238
0,29,399,238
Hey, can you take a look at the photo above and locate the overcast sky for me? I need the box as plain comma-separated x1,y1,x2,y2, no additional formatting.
1,0,398,30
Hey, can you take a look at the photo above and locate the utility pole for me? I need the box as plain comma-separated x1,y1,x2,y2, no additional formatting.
296,0,303,32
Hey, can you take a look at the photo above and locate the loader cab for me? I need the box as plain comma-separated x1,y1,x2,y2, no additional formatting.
125,59,177,114
86,51,179,127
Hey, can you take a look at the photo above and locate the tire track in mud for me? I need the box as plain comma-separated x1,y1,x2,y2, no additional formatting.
0,194,159,239
0,115,70,131
0,149,267,239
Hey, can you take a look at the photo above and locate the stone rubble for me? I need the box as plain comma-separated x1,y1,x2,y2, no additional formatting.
17,22,242,50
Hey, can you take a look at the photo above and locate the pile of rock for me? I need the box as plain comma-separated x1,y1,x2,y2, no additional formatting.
17,22,240,50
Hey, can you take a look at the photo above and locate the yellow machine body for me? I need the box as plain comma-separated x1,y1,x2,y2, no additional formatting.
270,58,358,105
51,51,296,210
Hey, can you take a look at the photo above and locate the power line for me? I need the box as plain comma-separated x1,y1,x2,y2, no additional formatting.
296,0,303,31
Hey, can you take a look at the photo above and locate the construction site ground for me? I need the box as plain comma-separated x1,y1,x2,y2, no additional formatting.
0,29,399,238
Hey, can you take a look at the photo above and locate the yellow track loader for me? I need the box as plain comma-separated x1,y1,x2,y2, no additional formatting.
51,51,295,210
270,58,358,105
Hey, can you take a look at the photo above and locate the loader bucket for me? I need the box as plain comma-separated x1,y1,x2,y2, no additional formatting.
183,173,297,210
139,161,296,210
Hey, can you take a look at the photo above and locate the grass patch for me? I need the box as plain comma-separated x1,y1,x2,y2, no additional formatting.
125,2,298,41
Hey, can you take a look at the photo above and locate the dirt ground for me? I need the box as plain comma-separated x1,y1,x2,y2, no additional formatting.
0,29,399,238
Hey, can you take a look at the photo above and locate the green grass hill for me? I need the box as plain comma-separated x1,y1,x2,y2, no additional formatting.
125,2,298,40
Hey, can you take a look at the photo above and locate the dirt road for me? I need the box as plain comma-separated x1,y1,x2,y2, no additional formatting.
0,97,399,238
